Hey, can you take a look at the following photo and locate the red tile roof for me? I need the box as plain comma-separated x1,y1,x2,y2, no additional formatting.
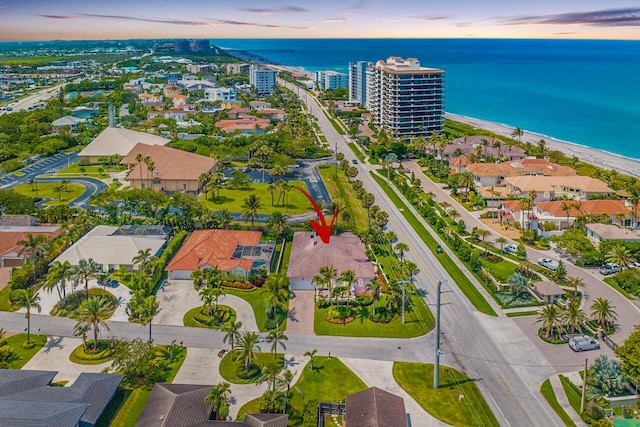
535,200,629,217
0,230,60,258
166,230,261,272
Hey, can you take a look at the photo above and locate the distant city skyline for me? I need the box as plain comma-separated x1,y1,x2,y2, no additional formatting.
0,0,639,41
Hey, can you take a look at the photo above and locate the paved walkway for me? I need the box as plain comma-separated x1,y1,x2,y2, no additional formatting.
285,290,315,335
549,375,587,426
341,358,449,426
154,280,259,332
22,336,110,384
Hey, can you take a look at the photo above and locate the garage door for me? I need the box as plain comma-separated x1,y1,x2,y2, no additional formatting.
289,277,314,290
169,270,192,280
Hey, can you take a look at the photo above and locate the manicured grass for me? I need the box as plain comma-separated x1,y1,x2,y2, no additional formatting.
540,379,578,427
50,288,117,319
348,142,366,162
318,165,368,233
559,375,594,423
183,305,237,329
237,356,367,423
224,287,275,332
57,162,125,177
323,110,346,135
0,285,16,311
372,173,497,316
280,239,293,273
506,310,539,317
200,180,313,216
12,182,85,206
314,294,433,338
69,340,115,365
477,253,519,283
4,334,47,369
219,350,285,384
393,362,499,427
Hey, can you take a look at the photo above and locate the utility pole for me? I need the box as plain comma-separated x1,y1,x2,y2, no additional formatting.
434,279,443,389
397,280,410,324
580,358,588,413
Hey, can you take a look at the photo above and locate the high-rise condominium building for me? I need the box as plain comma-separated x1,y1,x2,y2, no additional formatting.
249,66,277,95
349,61,369,105
366,57,444,138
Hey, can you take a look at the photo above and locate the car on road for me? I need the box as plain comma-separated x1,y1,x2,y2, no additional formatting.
569,335,600,352
352,159,358,164
107,279,119,288
598,263,620,275
537,258,559,271
503,244,518,254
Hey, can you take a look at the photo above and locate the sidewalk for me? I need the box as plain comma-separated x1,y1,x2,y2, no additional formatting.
549,375,587,426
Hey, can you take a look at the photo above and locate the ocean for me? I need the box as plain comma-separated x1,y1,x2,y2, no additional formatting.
216,38,640,160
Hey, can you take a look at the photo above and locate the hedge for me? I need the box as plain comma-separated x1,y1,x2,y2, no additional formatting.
152,231,188,294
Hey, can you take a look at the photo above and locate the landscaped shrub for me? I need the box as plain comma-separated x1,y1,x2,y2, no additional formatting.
236,363,261,380
265,305,287,330
355,295,373,306
612,270,640,297
370,307,393,323
302,399,320,426
223,281,254,290
481,253,502,263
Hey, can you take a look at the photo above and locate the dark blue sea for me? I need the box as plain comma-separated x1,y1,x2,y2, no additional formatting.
216,38,640,160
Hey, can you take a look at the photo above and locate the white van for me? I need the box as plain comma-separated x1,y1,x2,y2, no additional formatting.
569,336,600,352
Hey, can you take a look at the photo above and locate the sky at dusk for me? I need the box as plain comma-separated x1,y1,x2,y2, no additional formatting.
0,0,639,41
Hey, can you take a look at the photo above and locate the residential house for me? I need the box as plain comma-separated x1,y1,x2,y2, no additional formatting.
498,200,526,227
177,79,217,92
585,223,640,245
51,116,86,133
164,83,182,97
531,281,565,304
534,200,631,231
466,158,576,187
504,175,613,201
318,387,408,427
249,100,271,110
226,63,251,74
167,93,189,107
121,143,217,193
71,106,99,119
138,92,164,108
226,107,250,119
215,117,270,134
256,108,285,121
204,87,237,102
136,383,288,426
0,217,61,267
287,232,376,291
0,369,123,427
166,230,275,280
442,136,527,162
78,127,169,164
54,225,169,272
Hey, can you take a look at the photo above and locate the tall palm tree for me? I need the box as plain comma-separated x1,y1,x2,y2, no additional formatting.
511,127,523,143
267,329,288,360
536,303,563,340
263,273,290,318
236,331,261,371
76,296,112,351
311,274,324,299
365,278,381,315
590,298,618,330
242,194,262,230
319,265,338,307
73,322,90,352
45,260,72,305
136,295,161,342
190,269,204,288
394,243,409,273
73,258,99,300
496,237,508,252
18,233,49,266
458,172,474,196
199,283,223,316
266,211,289,239
339,269,357,309
205,382,232,419
562,300,586,334
223,320,243,350
215,209,234,230
605,245,633,270
132,248,153,271
528,189,537,231
404,261,419,282
10,287,41,344
566,276,584,297
199,172,211,198
135,153,144,185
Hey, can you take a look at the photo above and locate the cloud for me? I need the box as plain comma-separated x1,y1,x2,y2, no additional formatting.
321,17,347,23
239,6,308,14
386,14,453,23
40,15,77,20
78,13,216,26
497,7,640,27
213,19,310,29
341,1,369,14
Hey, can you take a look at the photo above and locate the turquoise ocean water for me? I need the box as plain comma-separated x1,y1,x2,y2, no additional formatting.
217,38,640,160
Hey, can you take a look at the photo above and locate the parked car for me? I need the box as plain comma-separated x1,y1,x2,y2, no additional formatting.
503,244,518,254
241,167,251,172
538,258,559,271
107,278,119,288
598,263,620,275
352,159,358,164
569,335,600,352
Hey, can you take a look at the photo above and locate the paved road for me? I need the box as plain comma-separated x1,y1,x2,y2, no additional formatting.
0,84,63,116
36,176,107,208
282,79,563,427
0,152,78,189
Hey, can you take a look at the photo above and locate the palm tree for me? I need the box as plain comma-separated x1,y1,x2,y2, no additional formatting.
236,331,261,371
18,233,49,266
538,139,546,156
242,194,262,230
319,265,338,307
605,245,633,270
511,127,523,143
304,349,318,370
404,261,419,282
73,258,99,300
496,237,508,252
132,248,153,271
339,269,357,309
528,189,537,230
268,329,288,360
10,287,41,344
76,296,112,351
266,211,289,239
394,243,409,273
536,303,563,340
590,298,617,331
205,382,232,419
223,320,243,350
215,209,234,230
53,185,64,201
365,278,381,315
45,260,72,305
191,269,204,288
264,273,290,318
136,295,161,342
135,153,144,185
566,276,584,298
560,201,574,229
73,322,90,352
199,284,223,317
199,172,211,198
458,172,474,196
562,300,586,335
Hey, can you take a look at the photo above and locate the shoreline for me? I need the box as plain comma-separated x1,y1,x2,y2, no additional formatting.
445,113,640,179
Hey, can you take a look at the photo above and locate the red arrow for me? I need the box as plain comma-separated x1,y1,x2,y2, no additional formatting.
293,186,338,244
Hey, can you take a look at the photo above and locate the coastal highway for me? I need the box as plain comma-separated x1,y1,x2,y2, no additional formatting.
0,84,64,116
281,79,563,426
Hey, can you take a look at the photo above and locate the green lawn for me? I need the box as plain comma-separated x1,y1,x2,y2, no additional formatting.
183,305,237,329
372,173,497,316
96,344,187,427
12,182,85,206
477,252,518,283
559,375,592,423
318,166,368,233
280,239,293,273
224,287,288,332
393,362,499,427
540,379,577,427
506,310,539,317
314,294,433,338
57,162,126,178
69,340,115,365
237,356,367,423
348,143,366,162
50,288,117,319
219,351,285,384
200,181,313,216
603,277,639,300
4,334,47,369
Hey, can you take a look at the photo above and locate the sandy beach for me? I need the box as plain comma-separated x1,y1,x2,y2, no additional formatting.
446,113,640,179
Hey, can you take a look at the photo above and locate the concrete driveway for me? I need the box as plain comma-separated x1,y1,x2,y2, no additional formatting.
285,290,315,335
